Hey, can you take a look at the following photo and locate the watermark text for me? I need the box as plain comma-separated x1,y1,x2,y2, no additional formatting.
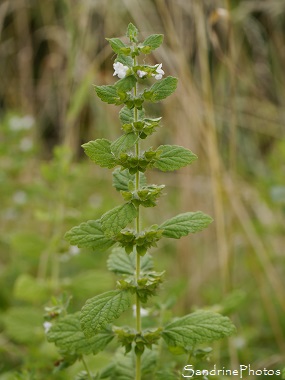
182,364,281,378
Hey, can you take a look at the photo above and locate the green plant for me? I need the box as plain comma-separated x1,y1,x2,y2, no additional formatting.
46,23,236,380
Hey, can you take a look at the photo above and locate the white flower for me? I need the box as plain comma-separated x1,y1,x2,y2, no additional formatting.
69,245,80,256
233,336,246,349
132,304,149,317
60,245,80,262
9,115,34,131
43,321,52,334
152,63,164,80
137,70,147,78
13,191,27,205
113,62,129,79
20,137,33,151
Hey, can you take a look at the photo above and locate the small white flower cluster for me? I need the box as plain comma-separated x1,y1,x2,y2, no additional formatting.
113,62,164,80
9,115,34,131
132,304,149,317
137,69,147,78
13,191,27,205
43,321,52,334
113,62,129,79
152,63,164,80
20,137,33,152
60,245,81,262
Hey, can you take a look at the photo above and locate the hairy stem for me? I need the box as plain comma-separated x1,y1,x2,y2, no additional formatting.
136,354,142,380
82,356,93,380
135,139,141,335
186,347,194,366
134,56,142,380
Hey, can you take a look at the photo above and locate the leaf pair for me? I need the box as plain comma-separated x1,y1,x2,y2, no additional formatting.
95,76,178,106
82,138,198,172
65,209,213,253
64,203,137,251
47,307,235,356
107,31,163,55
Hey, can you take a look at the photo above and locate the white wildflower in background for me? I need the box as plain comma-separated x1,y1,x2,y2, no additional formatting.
9,115,34,131
20,137,33,152
43,321,52,334
233,336,246,349
13,191,27,205
113,62,129,79
60,245,80,262
137,70,147,78
153,63,164,80
132,304,149,317
3,208,17,221
69,246,80,256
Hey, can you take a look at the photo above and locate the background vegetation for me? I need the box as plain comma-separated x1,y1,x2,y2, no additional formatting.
1,0,285,378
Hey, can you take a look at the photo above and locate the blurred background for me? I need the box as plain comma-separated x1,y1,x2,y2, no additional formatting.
1,0,285,378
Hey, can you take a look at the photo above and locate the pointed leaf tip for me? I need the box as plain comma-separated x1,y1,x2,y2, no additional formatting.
101,203,137,235
80,290,131,336
160,211,213,239
162,310,236,348
82,139,116,168
145,76,178,102
154,145,197,172
65,219,115,251
141,34,164,52
47,313,114,354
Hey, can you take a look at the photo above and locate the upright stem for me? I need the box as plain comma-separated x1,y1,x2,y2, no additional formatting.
136,354,141,380
82,356,93,380
134,56,142,380
135,170,141,334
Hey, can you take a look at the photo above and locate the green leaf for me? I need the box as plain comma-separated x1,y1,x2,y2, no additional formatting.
80,290,131,336
141,34,164,51
117,270,164,303
107,247,154,275
95,85,122,105
146,76,178,102
116,54,133,67
65,219,115,251
13,274,49,303
113,168,132,191
162,310,236,348
99,363,116,379
70,270,114,299
47,313,114,355
112,168,132,191
160,211,213,239
119,106,134,124
101,203,137,235
2,307,43,344
115,75,137,92
155,371,178,380
82,139,116,168
112,168,147,191
107,248,135,275
119,106,145,124
111,133,137,156
108,348,157,380
154,145,197,172
106,38,127,54
127,23,138,43
53,354,78,373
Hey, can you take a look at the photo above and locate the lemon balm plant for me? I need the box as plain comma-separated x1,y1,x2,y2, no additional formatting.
46,24,236,380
